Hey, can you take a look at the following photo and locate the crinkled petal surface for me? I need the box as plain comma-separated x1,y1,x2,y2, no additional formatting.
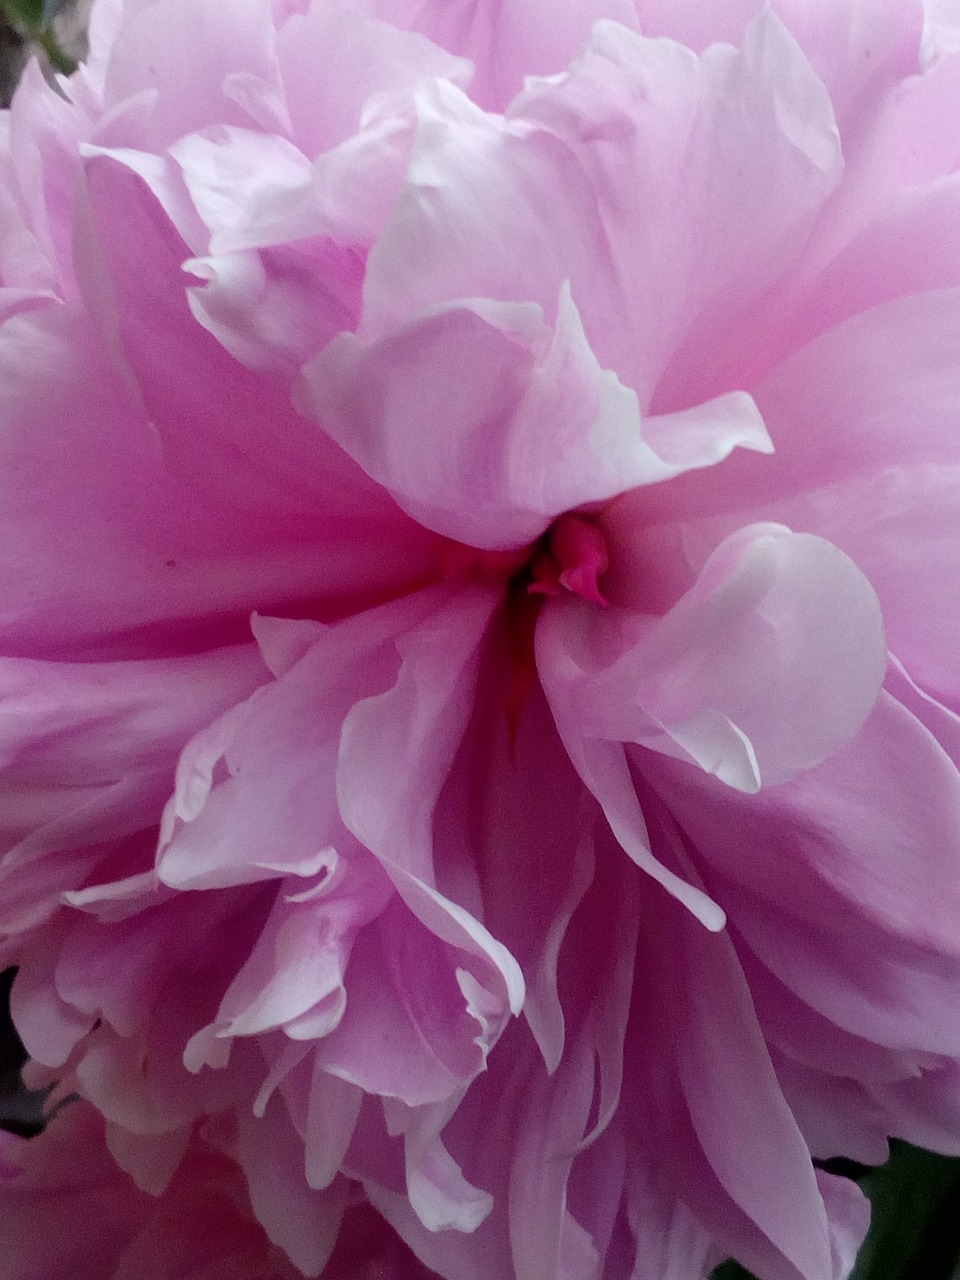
2,1,960,1278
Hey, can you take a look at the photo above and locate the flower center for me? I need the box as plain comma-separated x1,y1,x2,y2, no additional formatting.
527,512,610,607
440,513,610,748
439,511,610,607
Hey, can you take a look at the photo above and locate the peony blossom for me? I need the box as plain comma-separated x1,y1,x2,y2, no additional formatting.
2,0,960,1276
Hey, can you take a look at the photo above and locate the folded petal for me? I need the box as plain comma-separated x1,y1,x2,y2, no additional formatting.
101,0,286,153
276,2,471,156
541,524,885,791
623,827,837,1280
362,14,841,407
362,0,639,111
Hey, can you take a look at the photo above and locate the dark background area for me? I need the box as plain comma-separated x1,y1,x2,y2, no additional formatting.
0,969,45,1136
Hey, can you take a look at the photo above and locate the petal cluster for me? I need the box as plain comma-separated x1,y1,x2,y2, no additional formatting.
1,1,960,1278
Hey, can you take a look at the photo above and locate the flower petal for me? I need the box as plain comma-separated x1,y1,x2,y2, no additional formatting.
541,525,885,790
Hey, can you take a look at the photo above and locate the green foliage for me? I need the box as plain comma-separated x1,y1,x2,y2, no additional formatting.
709,1144,960,1280
710,1263,755,1280
0,0,76,74
0,0,44,29
850,1143,960,1280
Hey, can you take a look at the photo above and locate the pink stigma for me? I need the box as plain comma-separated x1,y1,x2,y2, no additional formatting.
529,513,610,606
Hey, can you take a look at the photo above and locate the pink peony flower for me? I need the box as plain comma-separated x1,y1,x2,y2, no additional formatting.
2,0,960,1275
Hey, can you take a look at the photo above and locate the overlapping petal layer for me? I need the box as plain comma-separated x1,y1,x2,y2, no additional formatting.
1,0,960,1278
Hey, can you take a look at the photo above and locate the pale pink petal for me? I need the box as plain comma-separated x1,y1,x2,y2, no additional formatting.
592,287,960,556
171,127,313,254
640,681,960,1052
337,586,497,872
157,589,456,891
773,0,923,128
0,307,437,656
731,867,960,1061
313,910,488,1105
183,858,389,1067
0,144,56,294
770,176,960,365
168,110,426,375
704,464,960,703
277,2,470,156
633,0,762,48
0,645,264,958
72,149,440,634
383,1096,493,1233
332,587,525,1018
300,289,639,547
101,0,285,153
301,288,771,548
816,1172,871,1280
7,59,91,298
540,525,885,792
624,842,836,1280
172,108,417,258
360,0,639,110
923,0,960,63
227,1099,349,1276
184,237,366,374
361,14,841,407
0,289,61,333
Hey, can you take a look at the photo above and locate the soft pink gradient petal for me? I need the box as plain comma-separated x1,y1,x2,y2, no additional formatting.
0,645,264,962
337,587,497,876
183,860,386,1067
300,289,771,548
539,524,884,805
101,0,286,153
277,1,470,156
773,0,924,129
299,289,640,547
621,833,845,1280
924,0,960,62
7,59,91,300
361,13,841,407
73,150,441,632
361,0,639,110
816,1172,872,1280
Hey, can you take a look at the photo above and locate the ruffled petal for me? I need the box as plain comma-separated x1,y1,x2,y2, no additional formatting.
361,14,841,407
362,0,639,111
540,523,884,792
101,0,286,153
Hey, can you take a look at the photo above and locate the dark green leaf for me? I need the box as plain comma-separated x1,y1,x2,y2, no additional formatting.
709,1263,755,1280
850,1143,960,1280
0,0,45,30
